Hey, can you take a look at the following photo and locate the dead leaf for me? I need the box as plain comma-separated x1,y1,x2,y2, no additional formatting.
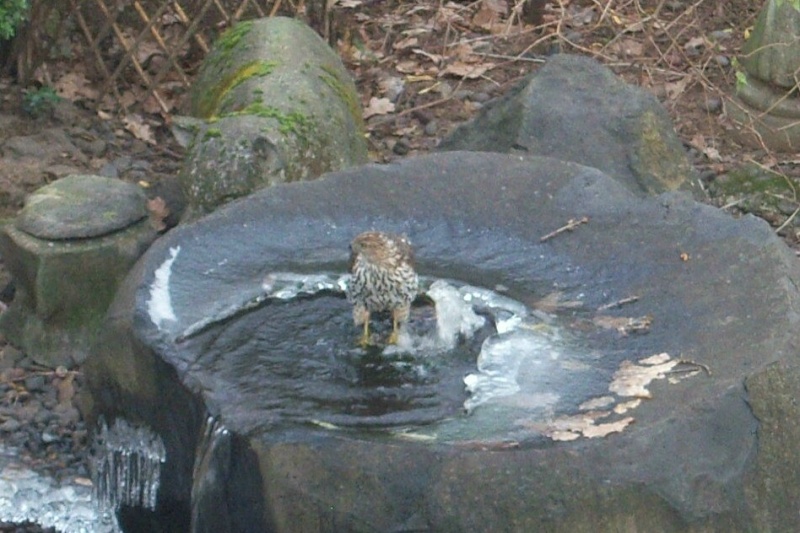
528,410,634,440
702,146,722,161
363,97,395,119
684,36,706,51
135,40,163,66
609,355,678,398
609,38,644,57
613,399,642,414
393,36,419,50
441,61,496,79
664,77,689,100
472,3,502,31
413,48,444,65
122,114,156,144
395,60,420,74
147,196,170,231
581,417,635,438
54,72,98,102
579,395,616,411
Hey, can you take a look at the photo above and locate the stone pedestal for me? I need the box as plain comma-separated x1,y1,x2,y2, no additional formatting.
729,0,800,151
0,175,157,367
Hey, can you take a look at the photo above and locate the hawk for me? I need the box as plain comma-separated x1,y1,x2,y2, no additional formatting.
347,231,419,346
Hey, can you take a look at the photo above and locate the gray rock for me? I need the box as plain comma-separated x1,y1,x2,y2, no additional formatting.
24,375,46,392
424,120,438,136
85,152,800,531
1,129,83,164
180,17,368,219
715,54,731,68
438,54,701,196
69,129,107,157
705,96,723,114
0,419,21,433
15,175,147,240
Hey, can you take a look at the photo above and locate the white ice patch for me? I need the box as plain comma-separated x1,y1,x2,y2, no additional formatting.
427,280,486,346
262,272,349,299
463,330,559,413
0,445,119,532
147,246,180,329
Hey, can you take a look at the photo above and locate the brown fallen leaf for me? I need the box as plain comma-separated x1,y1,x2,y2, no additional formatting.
147,196,170,232
579,395,616,411
581,417,635,438
609,355,678,398
54,72,99,102
441,61,496,79
123,113,156,144
363,96,395,119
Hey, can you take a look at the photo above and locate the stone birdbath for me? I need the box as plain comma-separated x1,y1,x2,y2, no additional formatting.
82,151,800,531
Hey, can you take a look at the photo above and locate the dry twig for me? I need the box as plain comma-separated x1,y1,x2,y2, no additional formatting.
540,216,589,242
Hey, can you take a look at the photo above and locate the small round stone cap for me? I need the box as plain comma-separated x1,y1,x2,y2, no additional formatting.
16,174,147,240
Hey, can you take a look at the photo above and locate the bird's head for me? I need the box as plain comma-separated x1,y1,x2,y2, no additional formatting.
350,231,414,268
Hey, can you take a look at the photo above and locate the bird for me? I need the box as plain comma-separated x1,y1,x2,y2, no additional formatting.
347,231,419,346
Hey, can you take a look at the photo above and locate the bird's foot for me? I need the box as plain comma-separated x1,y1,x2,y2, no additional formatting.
387,329,399,345
357,333,372,347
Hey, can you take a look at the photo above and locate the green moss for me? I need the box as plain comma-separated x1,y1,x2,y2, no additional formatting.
318,64,364,131
203,128,223,140
221,102,312,137
716,163,794,197
216,21,254,54
195,60,278,118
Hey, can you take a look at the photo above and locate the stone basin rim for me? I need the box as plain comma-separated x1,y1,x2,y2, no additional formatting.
120,152,793,454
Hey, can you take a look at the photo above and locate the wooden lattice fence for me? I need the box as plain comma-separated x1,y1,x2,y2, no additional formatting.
11,0,331,113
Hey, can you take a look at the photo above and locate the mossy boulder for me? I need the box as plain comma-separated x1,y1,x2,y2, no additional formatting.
180,17,368,219
0,175,156,367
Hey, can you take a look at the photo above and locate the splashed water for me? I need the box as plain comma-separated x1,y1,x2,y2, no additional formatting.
91,418,166,513
254,273,564,416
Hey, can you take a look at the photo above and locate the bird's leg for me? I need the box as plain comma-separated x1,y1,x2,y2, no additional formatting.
358,315,371,347
387,314,401,345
